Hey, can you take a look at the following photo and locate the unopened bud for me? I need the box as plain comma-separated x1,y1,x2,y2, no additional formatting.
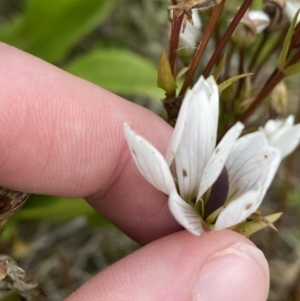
263,0,288,32
269,81,287,116
232,11,270,48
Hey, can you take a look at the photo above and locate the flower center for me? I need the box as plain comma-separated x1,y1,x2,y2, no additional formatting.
204,167,229,220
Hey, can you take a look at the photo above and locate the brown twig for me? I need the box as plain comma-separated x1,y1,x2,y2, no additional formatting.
179,1,225,96
202,0,253,77
168,11,184,77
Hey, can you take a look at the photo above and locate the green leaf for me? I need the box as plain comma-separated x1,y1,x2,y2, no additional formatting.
7,195,109,225
284,62,300,77
0,0,116,63
65,48,163,99
218,73,252,93
157,50,177,94
278,9,300,70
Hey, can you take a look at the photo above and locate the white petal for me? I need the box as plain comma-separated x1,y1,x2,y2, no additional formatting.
166,89,193,166
214,189,262,230
285,1,300,24
260,116,295,145
124,124,176,195
248,10,270,34
166,76,218,166
179,11,202,51
197,122,244,201
226,132,281,202
271,124,300,159
168,191,203,235
174,86,217,200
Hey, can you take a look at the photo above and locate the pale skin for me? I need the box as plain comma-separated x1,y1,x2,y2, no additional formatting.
0,43,269,301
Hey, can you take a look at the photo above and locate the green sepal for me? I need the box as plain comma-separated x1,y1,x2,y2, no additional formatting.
284,62,300,77
235,212,282,237
218,73,252,93
157,50,177,94
278,9,300,70
213,53,227,81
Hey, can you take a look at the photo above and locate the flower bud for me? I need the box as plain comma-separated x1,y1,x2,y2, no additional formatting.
232,10,270,48
263,0,288,32
269,81,287,116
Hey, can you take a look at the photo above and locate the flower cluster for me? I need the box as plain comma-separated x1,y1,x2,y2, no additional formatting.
124,76,300,236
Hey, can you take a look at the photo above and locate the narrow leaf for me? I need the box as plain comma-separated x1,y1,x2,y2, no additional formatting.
218,73,252,93
213,53,227,80
157,50,177,94
278,9,300,70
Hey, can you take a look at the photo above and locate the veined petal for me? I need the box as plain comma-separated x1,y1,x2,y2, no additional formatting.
168,191,203,235
214,189,262,230
166,76,219,166
271,124,300,158
197,122,244,201
226,132,280,202
260,147,281,198
175,88,216,200
124,124,176,195
166,89,194,166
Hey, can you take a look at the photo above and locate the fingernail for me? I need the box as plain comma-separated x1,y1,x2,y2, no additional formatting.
193,242,269,301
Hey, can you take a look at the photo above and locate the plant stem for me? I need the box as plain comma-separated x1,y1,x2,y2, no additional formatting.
202,0,253,77
223,42,235,80
179,1,225,96
234,47,245,98
248,33,268,72
168,11,184,77
238,47,300,123
251,29,287,83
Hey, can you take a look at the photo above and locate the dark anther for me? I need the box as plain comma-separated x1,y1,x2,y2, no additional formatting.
204,167,229,220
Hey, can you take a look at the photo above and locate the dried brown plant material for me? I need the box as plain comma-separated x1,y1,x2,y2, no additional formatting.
0,188,29,231
0,255,43,300
169,0,221,29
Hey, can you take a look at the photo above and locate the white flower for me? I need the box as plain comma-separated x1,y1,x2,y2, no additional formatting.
124,76,281,236
179,10,202,57
260,115,300,159
285,1,300,25
248,10,271,34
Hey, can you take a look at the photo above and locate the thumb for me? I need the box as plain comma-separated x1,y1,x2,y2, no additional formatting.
65,230,269,301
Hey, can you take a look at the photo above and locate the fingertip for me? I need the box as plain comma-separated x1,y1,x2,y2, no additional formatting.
65,230,269,301
193,241,269,301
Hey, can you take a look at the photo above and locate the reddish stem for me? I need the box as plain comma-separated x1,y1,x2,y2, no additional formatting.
202,0,253,77
168,12,184,77
179,1,225,96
